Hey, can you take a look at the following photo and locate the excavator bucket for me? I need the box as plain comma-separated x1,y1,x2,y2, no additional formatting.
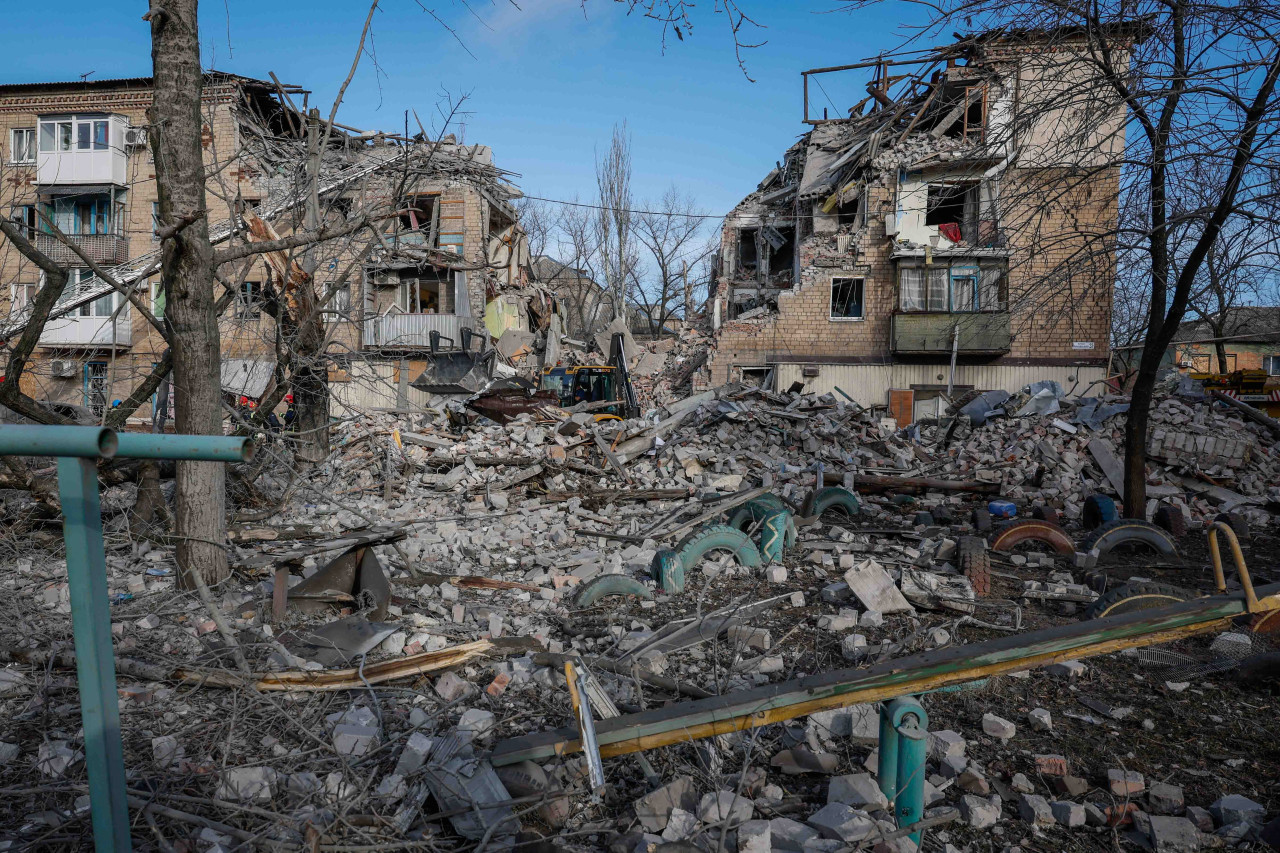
409,328,495,395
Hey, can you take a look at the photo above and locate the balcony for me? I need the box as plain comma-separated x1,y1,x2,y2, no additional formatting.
39,314,132,349
36,115,130,187
35,233,130,265
891,312,1011,355
363,313,469,349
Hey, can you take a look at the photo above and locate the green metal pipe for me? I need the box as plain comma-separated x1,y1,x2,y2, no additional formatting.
0,425,117,459
115,433,254,462
57,456,131,851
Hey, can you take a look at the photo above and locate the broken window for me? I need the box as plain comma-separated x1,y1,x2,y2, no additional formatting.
925,183,979,241
235,281,263,319
963,87,986,143
837,187,867,227
398,194,439,247
9,205,36,239
397,270,454,314
736,227,758,276
830,277,865,319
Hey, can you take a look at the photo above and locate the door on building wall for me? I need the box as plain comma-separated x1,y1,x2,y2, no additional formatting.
84,361,108,418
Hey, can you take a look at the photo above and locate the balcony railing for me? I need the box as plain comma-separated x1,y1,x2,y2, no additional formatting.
891,311,1011,355
363,313,469,349
35,233,130,265
39,314,132,349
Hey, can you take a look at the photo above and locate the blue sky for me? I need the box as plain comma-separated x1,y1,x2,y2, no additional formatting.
0,1,933,218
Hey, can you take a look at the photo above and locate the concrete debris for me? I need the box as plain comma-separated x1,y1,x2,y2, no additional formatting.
2,361,1277,850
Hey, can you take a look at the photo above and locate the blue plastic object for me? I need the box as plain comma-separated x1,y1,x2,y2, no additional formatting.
987,499,1017,519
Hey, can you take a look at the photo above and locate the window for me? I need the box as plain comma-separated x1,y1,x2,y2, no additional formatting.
397,194,439,247
235,281,263,319
9,205,36,240
1266,355,1280,376
830,277,865,320
837,187,867,227
40,119,74,152
899,263,1005,312
397,273,454,314
41,194,119,236
10,128,35,164
950,267,978,312
963,86,987,142
925,183,977,227
332,281,351,315
39,116,110,153
84,361,108,417
150,280,166,320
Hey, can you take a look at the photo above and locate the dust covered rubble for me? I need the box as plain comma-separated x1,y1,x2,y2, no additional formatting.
0,379,1277,849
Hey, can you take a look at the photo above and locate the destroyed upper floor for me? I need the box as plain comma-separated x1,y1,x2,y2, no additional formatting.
0,73,533,357
720,28,1132,294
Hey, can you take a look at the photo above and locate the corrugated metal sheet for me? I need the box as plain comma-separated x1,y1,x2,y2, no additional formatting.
773,362,1106,408
330,362,438,417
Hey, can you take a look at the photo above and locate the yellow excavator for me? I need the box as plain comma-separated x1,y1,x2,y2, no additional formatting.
539,333,640,422
1190,368,1280,417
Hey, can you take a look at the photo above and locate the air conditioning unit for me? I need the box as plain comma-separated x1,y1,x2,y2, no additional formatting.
123,126,148,148
371,271,398,287
50,360,78,378
884,214,898,237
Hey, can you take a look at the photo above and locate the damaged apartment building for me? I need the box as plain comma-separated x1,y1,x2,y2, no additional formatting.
711,28,1129,424
0,73,530,420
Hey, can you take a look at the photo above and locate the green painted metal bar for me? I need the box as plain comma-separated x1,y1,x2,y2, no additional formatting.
57,455,131,851
880,697,928,844
0,427,255,851
114,433,254,463
0,425,117,458
492,582,1280,766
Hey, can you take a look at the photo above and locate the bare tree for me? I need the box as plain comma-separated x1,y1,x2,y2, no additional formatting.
633,187,711,335
148,0,230,584
595,123,638,322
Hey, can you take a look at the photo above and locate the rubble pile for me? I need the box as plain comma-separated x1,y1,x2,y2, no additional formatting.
0,378,1277,850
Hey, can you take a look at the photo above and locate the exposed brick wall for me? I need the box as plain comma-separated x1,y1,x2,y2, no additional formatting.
708,163,1118,388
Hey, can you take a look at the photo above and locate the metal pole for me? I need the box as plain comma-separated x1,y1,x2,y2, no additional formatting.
57,455,132,852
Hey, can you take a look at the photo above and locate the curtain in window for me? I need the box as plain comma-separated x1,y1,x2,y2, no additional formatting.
952,275,975,312
980,268,1002,311
900,267,925,311
927,267,948,311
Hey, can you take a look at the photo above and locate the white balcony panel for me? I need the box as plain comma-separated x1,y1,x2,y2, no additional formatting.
363,313,470,348
39,315,131,349
37,148,127,186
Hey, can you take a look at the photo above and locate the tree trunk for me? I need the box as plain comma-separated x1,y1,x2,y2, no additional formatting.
292,108,330,463
1122,355,1156,518
150,0,228,587
1215,341,1229,374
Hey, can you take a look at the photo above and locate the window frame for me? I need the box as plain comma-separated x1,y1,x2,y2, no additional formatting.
829,276,866,321
9,127,36,164
898,261,1007,313
1267,355,1280,376
235,281,264,319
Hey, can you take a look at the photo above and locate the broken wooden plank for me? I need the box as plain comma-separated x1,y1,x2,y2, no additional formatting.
175,636,538,691
491,582,1280,765
646,486,770,540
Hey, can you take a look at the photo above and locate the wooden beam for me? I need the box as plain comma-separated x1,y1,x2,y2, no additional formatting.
1211,390,1280,440
491,584,1280,765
